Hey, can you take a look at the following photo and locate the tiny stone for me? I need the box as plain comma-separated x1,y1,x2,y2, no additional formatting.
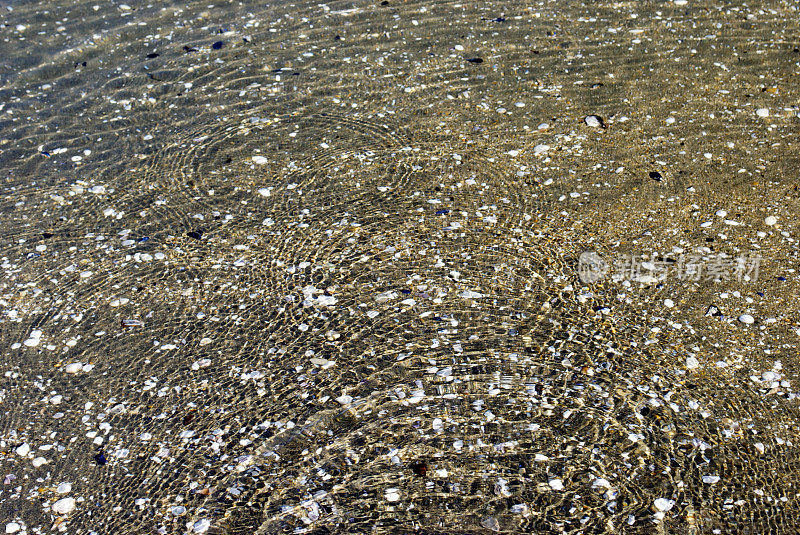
592,477,611,488
5,523,21,534
663,299,674,308
756,108,769,117
64,362,83,374
764,215,778,226
193,520,211,533
686,356,700,369
548,478,564,490
52,497,76,515
481,517,500,531
56,482,72,494
738,314,755,324
653,498,675,511
584,115,604,128
702,475,720,484
14,443,30,457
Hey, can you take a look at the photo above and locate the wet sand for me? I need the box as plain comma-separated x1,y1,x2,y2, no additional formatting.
1,0,800,533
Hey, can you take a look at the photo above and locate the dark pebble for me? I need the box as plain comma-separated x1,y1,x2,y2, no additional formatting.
183,45,198,53
436,209,450,215
466,57,483,64
187,231,203,240
146,53,159,59
212,41,224,50
94,452,107,466
705,305,722,317
410,460,428,477
649,171,662,181
777,276,787,281
380,0,389,5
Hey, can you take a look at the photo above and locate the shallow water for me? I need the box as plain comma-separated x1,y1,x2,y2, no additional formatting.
1,0,800,533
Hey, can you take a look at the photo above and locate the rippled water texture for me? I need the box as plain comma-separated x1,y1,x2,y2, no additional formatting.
2,0,800,533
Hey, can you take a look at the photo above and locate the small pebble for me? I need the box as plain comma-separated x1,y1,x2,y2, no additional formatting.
14,443,30,457
52,497,76,515
56,482,72,494
584,115,604,128
663,299,674,308
193,520,211,534
738,314,755,324
756,108,769,117
548,478,564,490
481,517,500,531
764,215,778,226
653,498,675,512
592,477,612,488
5,523,21,534
64,362,83,374
335,394,353,405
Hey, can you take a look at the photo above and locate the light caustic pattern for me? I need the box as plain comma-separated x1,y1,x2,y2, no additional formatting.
2,0,800,534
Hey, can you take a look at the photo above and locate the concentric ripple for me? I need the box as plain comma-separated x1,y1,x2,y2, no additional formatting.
2,0,800,534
